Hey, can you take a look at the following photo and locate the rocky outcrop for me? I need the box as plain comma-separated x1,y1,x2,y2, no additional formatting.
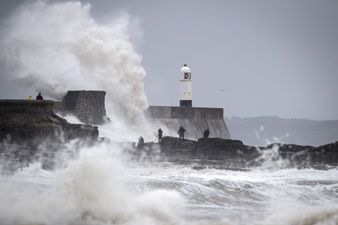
195,138,259,160
160,137,196,156
134,137,338,166
156,137,258,160
315,142,338,164
272,142,338,165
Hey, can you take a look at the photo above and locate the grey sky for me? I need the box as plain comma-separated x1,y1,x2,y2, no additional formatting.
1,0,338,120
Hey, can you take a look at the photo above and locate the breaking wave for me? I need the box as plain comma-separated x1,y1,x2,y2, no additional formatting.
0,140,337,225
0,0,148,130
0,144,186,225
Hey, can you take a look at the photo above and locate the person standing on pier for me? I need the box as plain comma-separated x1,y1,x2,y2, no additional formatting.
178,126,186,140
203,128,210,138
36,92,43,100
157,128,163,143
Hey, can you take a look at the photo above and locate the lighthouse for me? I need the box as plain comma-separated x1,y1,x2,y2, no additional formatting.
180,64,192,107
146,63,230,139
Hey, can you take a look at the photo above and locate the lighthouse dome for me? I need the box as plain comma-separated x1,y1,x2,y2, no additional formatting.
180,64,192,80
180,64,191,73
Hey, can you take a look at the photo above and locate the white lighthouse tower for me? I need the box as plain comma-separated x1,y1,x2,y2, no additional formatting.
180,64,192,107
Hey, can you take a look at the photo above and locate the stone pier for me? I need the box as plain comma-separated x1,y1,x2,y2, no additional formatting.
146,106,231,140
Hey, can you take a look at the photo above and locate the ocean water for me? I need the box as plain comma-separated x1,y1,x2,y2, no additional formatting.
0,142,337,225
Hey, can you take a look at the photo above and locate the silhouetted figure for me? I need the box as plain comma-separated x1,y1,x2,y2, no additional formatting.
137,136,144,149
157,128,163,143
177,126,186,140
36,92,43,100
203,128,210,138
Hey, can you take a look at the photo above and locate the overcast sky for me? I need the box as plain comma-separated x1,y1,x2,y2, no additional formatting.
1,0,338,120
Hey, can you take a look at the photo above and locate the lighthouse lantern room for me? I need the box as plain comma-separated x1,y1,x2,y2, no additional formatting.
180,64,192,107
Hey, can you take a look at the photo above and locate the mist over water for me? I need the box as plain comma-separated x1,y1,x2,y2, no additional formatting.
0,1,337,225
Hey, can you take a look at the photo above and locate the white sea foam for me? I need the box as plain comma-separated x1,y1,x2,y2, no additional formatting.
0,144,186,225
0,141,337,225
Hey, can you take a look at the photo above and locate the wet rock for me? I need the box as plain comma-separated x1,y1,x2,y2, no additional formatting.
140,137,338,166
160,136,197,156
307,142,338,164
196,138,259,160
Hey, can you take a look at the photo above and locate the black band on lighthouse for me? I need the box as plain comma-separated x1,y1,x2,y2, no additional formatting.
180,100,192,107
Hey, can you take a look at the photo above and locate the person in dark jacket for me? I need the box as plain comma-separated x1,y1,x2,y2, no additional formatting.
137,136,144,149
157,128,163,143
36,92,43,100
177,126,186,140
203,128,210,138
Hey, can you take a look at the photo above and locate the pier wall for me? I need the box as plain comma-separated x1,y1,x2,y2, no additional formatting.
56,90,107,125
0,100,98,142
146,106,231,140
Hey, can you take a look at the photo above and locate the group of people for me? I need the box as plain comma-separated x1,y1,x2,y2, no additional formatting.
27,92,44,100
138,126,210,148
177,126,210,139
158,126,187,141
158,126,210,142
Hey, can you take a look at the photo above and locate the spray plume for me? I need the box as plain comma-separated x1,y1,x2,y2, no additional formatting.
0,2,189,224
0,0,150,139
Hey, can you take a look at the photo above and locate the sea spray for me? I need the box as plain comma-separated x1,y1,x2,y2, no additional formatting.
254,144,291,170
63,144,185,225
0,143,186,225
0,141,337,225
0,1,151,139
0,2,186,224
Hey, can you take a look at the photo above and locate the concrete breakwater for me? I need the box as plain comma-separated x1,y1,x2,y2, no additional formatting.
0,100,98,143
0,99,99,171
55,90,107,125
146,106,231,140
